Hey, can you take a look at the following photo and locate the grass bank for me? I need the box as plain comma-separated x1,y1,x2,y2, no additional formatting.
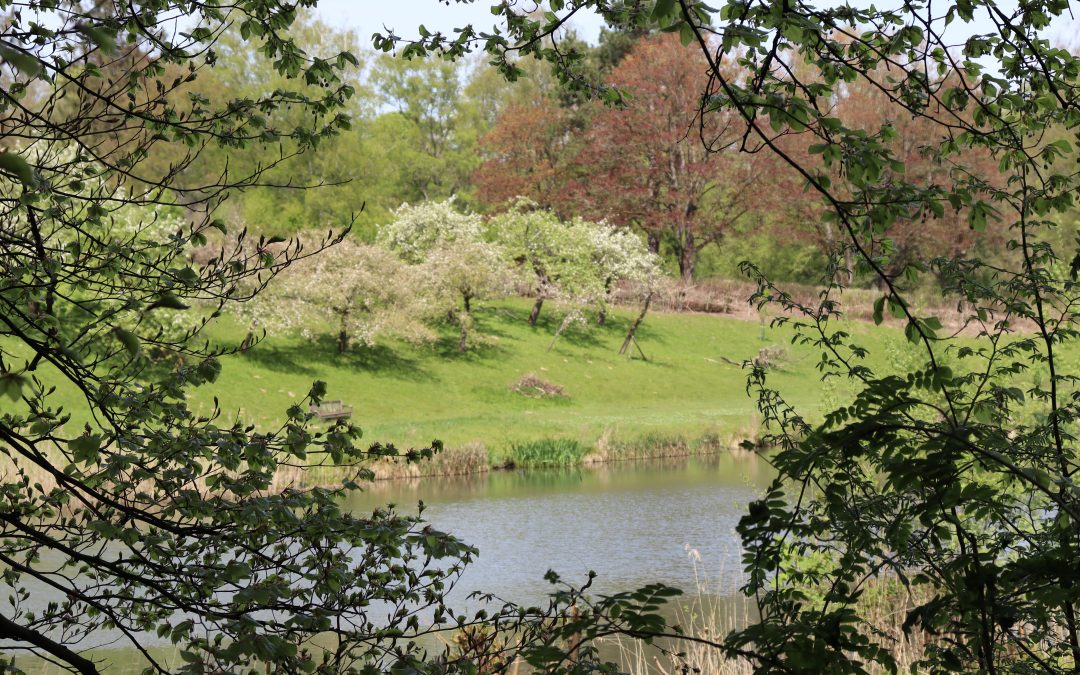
15,298,936,480
198,299,845,459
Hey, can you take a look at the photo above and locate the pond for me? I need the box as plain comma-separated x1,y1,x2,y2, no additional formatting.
351,453,770,604
11,453,770,673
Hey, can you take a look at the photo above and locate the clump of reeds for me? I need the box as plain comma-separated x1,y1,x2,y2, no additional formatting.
605,551,936,674
598,433,691,461
366,442,490,480
508,438,588,467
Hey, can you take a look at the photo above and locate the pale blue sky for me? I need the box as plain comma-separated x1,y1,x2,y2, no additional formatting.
315,1,605,44
313,1,1076,53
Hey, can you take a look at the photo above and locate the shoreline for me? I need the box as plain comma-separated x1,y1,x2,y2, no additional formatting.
282,428,764,489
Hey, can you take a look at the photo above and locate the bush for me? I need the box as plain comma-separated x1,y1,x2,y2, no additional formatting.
510,373,569,399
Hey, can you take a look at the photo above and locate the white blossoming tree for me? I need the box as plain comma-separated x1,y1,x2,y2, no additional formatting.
489,198,661,351
243,238,438,352
381,199,512,351
378,198,485,263
586,223,662,328
489,198,596,327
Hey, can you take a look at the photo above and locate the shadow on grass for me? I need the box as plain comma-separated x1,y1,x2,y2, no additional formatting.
240,336,432,382
526,310,615,351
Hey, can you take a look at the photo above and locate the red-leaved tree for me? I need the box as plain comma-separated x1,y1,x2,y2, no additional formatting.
569,34,759,281
475,97,583,215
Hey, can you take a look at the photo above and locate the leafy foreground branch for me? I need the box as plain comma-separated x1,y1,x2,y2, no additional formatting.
0,2,688,673
387,0,1080,672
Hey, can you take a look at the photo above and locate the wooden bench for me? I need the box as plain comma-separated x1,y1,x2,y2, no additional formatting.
308,400,353,421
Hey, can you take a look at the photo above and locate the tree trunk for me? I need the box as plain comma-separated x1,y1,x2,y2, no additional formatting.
528,297,544,326
842,246,855,286
336,309,349,353
458,321,468,352
678,238,696,283
463,293,472,315
597,279,612,326
620,293,653,357
646,231,661,254
547,314,575,352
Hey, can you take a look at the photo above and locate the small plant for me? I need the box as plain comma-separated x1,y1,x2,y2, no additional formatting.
510,373,569,399
508,438,588,467
752,345,789,370
606,433,691,460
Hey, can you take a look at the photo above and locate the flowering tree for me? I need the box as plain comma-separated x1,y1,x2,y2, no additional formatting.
586,223,662,327
381,199,511,350
420,238,514,351
243,239,438,352
489,199,594,326
378,198,485,263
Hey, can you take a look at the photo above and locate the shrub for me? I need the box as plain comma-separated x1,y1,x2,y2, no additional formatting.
510,373,569,399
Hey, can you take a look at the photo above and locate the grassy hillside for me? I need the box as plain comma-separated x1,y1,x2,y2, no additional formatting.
186,299,888,461
15,298,938,464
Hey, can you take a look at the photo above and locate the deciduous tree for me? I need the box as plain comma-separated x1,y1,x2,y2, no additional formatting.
571,34,759,282
242,238,438,352
380,200,511,350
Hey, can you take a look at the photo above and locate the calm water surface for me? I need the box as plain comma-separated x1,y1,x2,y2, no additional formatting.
12,454,770,673
349,454,771,604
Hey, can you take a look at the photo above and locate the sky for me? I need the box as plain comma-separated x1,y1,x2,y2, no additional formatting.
315,1,1078,55
314,1,606,44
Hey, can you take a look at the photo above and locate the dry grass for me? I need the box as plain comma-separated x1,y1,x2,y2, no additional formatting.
0,438,490,503
604,557,937,674
509,372,569,399
612,277,988,333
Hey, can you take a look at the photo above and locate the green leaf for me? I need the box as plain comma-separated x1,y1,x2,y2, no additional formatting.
0,151,36,187
196,358,221,384
113,328,141,357
146,292,189,311
887,295,906,320
223,561,252,584
679,22,695,46
69,434,102,464
0,372,29,401
652,0,677,20
77,24,117,55
0,45,43,78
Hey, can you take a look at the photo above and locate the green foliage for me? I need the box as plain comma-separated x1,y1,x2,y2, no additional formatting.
509,438,590,467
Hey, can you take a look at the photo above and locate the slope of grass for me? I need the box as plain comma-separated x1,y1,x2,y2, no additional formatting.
11,298,925,464
186,299,850,461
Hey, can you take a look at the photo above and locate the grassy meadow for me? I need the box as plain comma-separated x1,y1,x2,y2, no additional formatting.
15,297,950,471
185,299,900,464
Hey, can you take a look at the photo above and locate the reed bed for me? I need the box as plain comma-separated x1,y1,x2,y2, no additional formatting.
604,552,935,674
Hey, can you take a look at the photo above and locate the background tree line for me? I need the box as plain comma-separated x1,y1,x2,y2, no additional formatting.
157,9,1016,295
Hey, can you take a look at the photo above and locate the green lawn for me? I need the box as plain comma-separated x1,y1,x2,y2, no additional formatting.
186,299,875,460
16,299,930,462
